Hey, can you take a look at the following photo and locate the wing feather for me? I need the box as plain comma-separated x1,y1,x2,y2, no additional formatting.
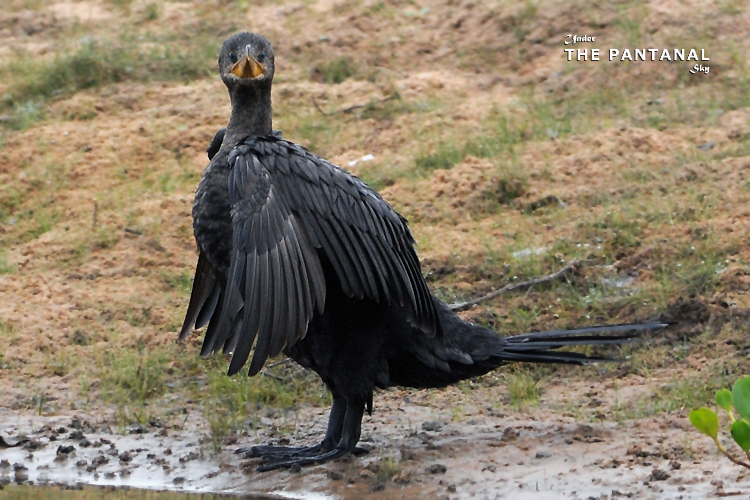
197,135,438,377
179,251,218,339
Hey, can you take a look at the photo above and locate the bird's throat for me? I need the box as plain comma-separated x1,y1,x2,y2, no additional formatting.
225,85,273,146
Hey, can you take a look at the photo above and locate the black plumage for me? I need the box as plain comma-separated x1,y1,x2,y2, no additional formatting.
181,32,664,470
206,128,225,161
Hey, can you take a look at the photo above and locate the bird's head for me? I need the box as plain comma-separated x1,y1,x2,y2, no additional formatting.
219,32,275,88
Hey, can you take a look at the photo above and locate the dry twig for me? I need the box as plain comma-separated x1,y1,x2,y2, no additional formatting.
448,260,585,312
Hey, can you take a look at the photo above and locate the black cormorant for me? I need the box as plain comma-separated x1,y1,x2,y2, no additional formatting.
181,32,664,471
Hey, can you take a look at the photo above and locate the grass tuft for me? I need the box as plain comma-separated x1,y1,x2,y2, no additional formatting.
1,35,215,129
311,56,359,84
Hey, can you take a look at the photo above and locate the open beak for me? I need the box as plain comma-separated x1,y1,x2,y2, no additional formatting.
231,55,265,79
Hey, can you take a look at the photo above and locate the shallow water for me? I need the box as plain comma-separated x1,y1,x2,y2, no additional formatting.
0,485,271,499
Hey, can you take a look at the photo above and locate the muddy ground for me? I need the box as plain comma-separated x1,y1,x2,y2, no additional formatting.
3,0,750,498
2,392,748,499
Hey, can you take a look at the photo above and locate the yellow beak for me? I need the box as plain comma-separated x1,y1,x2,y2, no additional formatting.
231,56,265,79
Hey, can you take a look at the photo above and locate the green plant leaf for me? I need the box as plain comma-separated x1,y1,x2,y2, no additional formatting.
689,407,719,439
716,389,733,413
731,419,750,452
733,376,750,421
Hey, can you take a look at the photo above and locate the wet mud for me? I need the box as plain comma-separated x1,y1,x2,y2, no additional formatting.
3,399,749,499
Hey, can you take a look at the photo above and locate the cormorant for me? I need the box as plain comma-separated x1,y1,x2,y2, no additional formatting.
181,32,664,471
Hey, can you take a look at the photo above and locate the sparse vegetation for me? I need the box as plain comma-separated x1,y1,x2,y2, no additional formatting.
312,56,360,84
0,0,749,492
505,368,542,409
0,32,216,129
691,376,750,469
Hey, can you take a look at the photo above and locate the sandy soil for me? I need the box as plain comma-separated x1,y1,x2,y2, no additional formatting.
2,0,750,498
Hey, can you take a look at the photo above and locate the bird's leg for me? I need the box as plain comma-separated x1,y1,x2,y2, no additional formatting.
237,396,347,459
320,394,347,450
255,400,368,471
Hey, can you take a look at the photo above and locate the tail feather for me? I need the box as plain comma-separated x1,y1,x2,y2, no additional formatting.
497,322,666,365
497,351,616,364
507,322,666,343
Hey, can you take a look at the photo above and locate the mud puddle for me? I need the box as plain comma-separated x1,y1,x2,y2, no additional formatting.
0,412,334,499
2,404,750,499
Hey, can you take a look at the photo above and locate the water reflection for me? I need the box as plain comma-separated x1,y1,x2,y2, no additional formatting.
1,485,274,500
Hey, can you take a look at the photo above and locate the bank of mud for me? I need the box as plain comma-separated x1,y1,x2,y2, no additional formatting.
2,390,747,499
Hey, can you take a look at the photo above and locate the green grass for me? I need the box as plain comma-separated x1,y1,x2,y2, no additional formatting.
504,367,543,409
88,339,329,445
312,56,360,84
413,109,534,173
96,347,170,413
197,359,329,451
0,249,16,274
615,364,744,420
0,33,216,130
163,269,195,295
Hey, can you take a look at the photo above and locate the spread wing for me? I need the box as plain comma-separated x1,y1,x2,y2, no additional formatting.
185,135,439,377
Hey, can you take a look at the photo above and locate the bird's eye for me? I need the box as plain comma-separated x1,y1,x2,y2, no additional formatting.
257,52,266,63
229,52,238,64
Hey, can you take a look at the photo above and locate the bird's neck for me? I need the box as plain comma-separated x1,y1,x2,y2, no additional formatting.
225,84,273,146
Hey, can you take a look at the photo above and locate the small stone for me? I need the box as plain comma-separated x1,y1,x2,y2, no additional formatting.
13,464,29,482
329,470,343,480
650,468,670,481
179,451,199,463
22,440,43,451
69,430,85,441
400,447,415,461
428,463,447,474
57,445,75,455
422,421,444,432
535,451,552,459
371,482,385,492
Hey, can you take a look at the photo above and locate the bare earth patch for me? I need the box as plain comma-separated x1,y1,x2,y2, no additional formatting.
3,0,750,497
